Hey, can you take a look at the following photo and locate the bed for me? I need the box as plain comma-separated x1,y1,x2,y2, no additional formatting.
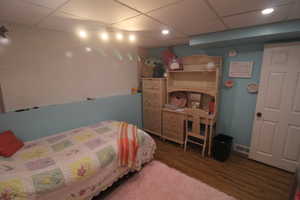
0,121,156,200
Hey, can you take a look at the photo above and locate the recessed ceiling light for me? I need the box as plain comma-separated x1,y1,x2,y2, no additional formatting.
161,29,170,35
116,33,123,41
78,30,87,38
128,34,136,42
100,32,109,41
85,47,92,52
65,51,73,58
262,8,274,15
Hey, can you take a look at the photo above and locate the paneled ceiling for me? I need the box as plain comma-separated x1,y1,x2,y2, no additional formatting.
0,0,299,47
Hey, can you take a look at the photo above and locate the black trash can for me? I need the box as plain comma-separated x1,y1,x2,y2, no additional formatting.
213,134,233,162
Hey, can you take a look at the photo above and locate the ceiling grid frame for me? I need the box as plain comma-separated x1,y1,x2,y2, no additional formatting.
0,0,298,47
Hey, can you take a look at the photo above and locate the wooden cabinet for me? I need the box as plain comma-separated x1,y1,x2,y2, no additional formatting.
162,110,185,144
142,78,166,136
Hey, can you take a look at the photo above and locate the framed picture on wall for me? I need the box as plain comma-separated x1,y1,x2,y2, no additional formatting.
229,61,253,78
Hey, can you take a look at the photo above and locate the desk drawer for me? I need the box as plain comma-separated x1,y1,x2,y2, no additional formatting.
143,79,161,90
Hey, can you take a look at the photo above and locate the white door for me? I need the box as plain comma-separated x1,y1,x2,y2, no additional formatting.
250,42,300,172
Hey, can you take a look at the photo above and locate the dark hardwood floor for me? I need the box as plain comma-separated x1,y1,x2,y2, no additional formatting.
154,136,294,200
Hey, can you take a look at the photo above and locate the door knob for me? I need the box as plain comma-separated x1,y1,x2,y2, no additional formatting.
256,112,262,118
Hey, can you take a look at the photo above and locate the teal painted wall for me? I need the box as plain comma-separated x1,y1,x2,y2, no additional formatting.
0,94,142,141
148,44,264,146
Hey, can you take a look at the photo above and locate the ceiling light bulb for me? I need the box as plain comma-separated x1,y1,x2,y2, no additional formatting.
162,29,170,35
85,47,92,52
0,37,10,45
128,34,136,42
100,32,109,41
262,8,274,15
65,51,73,58
78,30,87,38
116,33,123,41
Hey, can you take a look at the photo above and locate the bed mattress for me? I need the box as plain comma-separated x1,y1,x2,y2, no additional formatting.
0,121,156,200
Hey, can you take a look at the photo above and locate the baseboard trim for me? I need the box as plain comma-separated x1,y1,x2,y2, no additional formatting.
233,143,250,156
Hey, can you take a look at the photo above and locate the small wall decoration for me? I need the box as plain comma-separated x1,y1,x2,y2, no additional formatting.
247,83,259,93
224,80,234,88
131,88,138,95
229,61,253,78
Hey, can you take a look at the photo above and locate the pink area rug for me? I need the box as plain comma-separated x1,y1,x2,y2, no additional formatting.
105,161,236,200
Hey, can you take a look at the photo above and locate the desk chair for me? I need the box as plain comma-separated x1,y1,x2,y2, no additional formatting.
184,109,209,157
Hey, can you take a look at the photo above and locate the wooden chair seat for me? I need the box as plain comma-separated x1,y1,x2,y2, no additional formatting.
186,132,205,140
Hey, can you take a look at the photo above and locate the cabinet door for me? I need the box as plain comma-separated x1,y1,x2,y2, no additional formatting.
162,111,185,143
143,108,161,136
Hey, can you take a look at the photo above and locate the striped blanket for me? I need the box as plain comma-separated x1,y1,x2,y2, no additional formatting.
118,122,139,168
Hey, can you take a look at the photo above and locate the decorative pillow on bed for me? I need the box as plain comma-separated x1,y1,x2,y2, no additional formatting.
0,130,24,157
296,190,300,200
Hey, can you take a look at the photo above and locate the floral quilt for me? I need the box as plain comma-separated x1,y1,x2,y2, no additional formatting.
0,121,156,200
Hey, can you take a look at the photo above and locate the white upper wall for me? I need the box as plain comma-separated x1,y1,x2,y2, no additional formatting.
0,24,138,112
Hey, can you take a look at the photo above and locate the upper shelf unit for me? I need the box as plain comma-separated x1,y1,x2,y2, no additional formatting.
168,68,217,73
166,54,222,97
181,54,222,72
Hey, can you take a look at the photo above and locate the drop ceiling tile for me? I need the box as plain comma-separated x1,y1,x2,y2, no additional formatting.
162,37,189,46
135,30,188,47
208,0,293,17
116,0,183,13
138,37,189,48
132,29,186,41
148,0,226,35
148,30,186,40
22,0,69,9
38,12,106,33
177,18,225,36
60,0,140,24
112,15,165,31
223,5,290,29
0,0,53,25
136,38,158,47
